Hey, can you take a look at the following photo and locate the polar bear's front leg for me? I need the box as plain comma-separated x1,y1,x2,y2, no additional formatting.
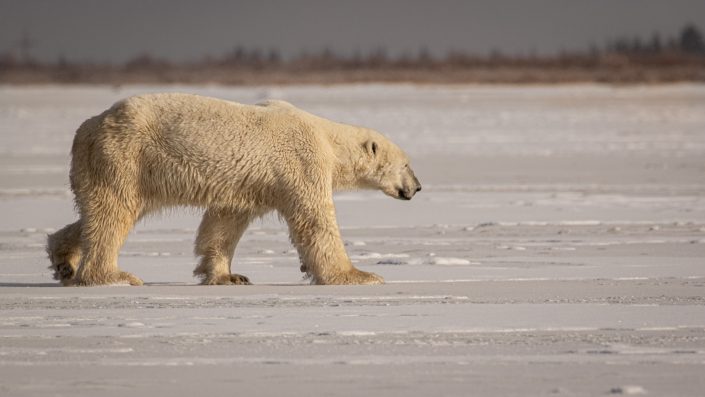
193,208,253,285
282,196,384,285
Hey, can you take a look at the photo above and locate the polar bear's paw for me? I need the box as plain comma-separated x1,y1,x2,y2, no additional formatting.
348,269,384,285
229,274,252,285
317,268,385,285
201,273,252,285
72,271,143,286
51,262,76,285
114,271,144,286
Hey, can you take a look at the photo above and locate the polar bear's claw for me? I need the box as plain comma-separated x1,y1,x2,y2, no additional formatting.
201,273,252,285
53,262,75,281
230,274,252,285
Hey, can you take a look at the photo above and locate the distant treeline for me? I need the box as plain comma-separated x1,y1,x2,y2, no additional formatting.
1,25,704,85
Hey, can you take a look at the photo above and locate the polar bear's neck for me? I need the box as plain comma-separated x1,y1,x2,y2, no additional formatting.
327,125,369,192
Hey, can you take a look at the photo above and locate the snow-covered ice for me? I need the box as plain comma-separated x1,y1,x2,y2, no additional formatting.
1,84,704,396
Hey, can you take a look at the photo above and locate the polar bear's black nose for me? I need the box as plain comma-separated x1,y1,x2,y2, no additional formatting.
398,188,409,200
412,175,422,194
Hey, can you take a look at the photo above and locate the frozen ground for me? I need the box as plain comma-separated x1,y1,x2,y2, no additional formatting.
1,84,704,396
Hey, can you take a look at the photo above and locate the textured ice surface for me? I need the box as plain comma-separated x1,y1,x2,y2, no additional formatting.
1,84,704,396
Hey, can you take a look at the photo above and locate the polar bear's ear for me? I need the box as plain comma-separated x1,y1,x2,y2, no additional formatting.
364,140,378,157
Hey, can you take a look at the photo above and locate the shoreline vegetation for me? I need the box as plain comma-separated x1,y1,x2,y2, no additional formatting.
2,25,704,85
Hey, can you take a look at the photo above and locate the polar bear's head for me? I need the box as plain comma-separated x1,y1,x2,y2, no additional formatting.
359,135,422,201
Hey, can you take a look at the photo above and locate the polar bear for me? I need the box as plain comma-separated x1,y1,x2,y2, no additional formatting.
46,93,421,286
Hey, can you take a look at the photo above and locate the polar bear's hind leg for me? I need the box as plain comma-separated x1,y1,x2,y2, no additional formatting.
73,190,143,286
193,208,254,285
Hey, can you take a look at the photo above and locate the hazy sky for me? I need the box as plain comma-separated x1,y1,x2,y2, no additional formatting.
1,0,704,63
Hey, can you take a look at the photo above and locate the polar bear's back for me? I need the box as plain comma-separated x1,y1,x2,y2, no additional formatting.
98,93,319,164
70,93,326,210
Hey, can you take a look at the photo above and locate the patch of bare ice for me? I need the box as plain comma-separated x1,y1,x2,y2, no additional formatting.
351,252,409,260
121,252,172,257
378,256,478,266
427,257,475,265
337,331,377,336
118,322,146,328
609,385,647,395
496,245,527,251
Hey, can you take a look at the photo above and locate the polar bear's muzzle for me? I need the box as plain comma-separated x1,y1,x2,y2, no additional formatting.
397,173,422,200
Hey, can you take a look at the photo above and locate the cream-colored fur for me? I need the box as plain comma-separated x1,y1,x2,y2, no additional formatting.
47,94,421,286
